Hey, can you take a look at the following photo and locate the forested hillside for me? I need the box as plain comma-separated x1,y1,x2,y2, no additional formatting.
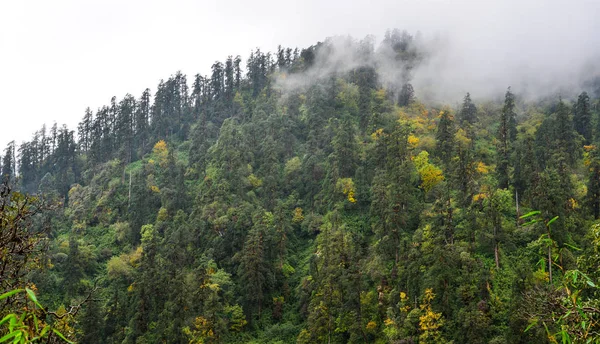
2,30,600,343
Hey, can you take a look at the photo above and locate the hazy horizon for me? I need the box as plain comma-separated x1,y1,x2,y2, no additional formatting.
1,0,599,149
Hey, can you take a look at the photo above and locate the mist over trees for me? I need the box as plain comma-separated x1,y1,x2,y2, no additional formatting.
2,29,600,343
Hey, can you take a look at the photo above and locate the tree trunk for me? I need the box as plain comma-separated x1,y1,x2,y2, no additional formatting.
494,241,500,269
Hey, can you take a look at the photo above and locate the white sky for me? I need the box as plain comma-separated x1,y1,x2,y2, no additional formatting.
1,0,599,150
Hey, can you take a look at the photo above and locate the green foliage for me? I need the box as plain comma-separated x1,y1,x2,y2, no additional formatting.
0,289,72,343
3,30,600,344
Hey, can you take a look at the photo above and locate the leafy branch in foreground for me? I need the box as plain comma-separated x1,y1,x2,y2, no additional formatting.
0,288,72,343
521,212,600,343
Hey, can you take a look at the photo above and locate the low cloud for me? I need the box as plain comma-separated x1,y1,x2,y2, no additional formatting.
276,0,600,105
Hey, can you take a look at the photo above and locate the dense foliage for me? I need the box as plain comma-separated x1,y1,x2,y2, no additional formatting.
2,30,600,343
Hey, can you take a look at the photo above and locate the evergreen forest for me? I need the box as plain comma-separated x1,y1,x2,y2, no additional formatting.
2,30,600,343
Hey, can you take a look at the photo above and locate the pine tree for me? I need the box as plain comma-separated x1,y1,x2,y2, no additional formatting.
554,98,578,165
117,94,135,163
2,141,16,183
237,214,274,319
63,235,84,297
211,61,224,100
459,92,477,125
435,110,455,166
234,55,242,89
497,87,517,189
78,107,93,153
354,66,377,130
135,88,151,155
18,142,36,191
79,299,104,344
276,45,286,69
451,135,476,207
331,116,360,179
505,88,517,143
53,125,77,201
224,56,235,103
574,91,591,143
98,105,112,162
398,83,414,106
587,155,600,219
370,121,420,277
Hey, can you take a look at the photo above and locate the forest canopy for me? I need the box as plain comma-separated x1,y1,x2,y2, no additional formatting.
2,29,600,343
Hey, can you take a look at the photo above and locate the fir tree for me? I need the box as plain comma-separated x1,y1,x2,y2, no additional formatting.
459,92,477,125
574,91,591,143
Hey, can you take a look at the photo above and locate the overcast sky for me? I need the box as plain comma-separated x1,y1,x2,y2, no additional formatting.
1,0,599,150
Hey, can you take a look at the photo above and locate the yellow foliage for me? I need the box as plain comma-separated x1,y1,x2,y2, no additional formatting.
374,88,386,102
207,283,220,291
150,185,160,193
454,128,471,148
59,240,69,251
152,140,169,167
107,254,135,280
157,207,168,222
568,198,578,210
419,309,443,331
407,135,420,149
418,288,445,343
411,117,427,133
284,156,302,175
476,161,490,174
366,321,377,331
248,173,263,188
127,283,135,292
583,148,595,166
421,288,436,308
297,329,312,344
371,128,385,141
292,207,304,223
384,318,395,326
153,140,167,153
437,108,454,119
397,108,409,120
337,178,357,203
184,316,215,344
413,151,444,193
348,192,356,203
420,165,444,193
472,193,487,202
413,150,429,170
399,291,411,312
131,246,143,266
